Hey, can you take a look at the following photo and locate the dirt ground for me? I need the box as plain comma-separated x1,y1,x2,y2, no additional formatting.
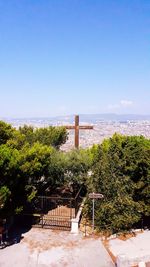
0,228,114,267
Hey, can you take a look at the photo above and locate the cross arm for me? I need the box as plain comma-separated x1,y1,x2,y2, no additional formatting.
79,126,93,129
65,126,75,129
65,125,93,130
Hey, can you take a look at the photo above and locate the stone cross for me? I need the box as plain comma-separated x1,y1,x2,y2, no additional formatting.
65,115,93,149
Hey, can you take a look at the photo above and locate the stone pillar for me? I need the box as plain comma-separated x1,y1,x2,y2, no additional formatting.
71,218,79,234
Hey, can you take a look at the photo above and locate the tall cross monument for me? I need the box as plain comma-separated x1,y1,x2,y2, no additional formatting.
65,115,93,149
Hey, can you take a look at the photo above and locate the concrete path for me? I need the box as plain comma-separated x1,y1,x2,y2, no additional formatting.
0,228,115,267
109,230,150,267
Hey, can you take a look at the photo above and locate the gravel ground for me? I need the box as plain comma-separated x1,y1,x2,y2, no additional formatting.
0,228,114,267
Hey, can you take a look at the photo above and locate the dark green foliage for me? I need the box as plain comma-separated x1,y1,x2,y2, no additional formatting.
0,121,68,217
34,126,68,148
0,144,21,217
0,121,14,145
0,144,20,186
86,134,150,233
0,119,150,234
18,125,35,145
18,125,68,148
64,149,92,189
0,186,11,209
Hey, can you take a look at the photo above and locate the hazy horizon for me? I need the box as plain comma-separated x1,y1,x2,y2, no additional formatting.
1,113,150,120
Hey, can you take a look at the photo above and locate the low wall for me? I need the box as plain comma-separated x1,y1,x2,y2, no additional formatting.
116,254,150,267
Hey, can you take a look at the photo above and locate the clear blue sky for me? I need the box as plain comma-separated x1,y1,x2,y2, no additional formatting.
0,0,150,117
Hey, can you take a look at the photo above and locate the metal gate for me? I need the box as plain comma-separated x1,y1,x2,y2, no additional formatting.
30,187,84,230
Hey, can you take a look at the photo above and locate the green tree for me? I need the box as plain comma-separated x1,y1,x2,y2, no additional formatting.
0,144,20,216
64,149,91,191
34,126,68,148
19,142,66,195
0,186,11,210
7,130,26,150
0,121,14,145
86,134,150,233
18,125,68,148
121,136,150,217
20,142,54,182
18,125,35,145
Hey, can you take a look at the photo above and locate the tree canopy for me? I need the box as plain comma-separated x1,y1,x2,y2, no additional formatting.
0,120,150,234
0,121,68,218
85,134,150,233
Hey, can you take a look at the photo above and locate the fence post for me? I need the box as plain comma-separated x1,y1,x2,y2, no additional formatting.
85,221,87,237
42,215,43,228
70,199,72,220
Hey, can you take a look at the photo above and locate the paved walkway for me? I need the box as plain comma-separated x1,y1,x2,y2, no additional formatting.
0,228,114,267
109,230,150,267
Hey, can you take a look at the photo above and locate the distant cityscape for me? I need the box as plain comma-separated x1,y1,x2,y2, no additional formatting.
1,114,150,151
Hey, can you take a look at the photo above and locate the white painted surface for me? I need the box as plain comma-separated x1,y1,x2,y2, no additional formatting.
71,198,86,234
138,262,146,267
71,218,79,234
109,230,150,267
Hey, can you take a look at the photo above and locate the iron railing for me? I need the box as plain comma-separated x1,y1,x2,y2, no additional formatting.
25,186,85,230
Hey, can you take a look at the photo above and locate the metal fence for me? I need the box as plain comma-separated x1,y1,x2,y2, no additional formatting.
27,187,84,230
